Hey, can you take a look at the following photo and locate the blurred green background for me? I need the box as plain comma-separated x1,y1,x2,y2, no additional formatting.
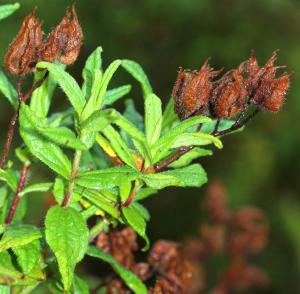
1,0,300,293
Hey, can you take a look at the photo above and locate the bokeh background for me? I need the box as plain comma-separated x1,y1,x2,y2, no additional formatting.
1,0,300,293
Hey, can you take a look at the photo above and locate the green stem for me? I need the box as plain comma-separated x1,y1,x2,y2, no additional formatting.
88,219,107,243
62,150,82,207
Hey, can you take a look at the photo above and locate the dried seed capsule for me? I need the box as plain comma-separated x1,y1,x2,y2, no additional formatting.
212,70,248,118
253,74,290,112
40,5,83,65
5,10,42,75
173,61,221,120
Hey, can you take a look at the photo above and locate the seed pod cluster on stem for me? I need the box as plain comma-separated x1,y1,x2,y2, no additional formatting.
4,5,83,76
173,51,290,120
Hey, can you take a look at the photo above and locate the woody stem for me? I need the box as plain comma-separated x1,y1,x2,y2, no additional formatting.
0,73,48,169
5,163,30,224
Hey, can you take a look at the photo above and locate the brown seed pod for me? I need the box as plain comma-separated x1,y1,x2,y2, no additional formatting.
40,5,83,65
173,61,222,120
5,10,42,75
253,74,290,112
212,70,248,118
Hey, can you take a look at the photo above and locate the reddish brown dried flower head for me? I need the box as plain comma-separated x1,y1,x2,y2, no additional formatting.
173,51,290,120
212,69,248,118
5,10,42,75
40,5,83,65
173,61,221,120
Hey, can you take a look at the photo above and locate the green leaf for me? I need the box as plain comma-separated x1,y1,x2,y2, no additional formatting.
122,205,149,250
0,3,20,21
0,169,18,191
82,60,121,120
81,109,118,132
37,62,85,114
135,187,157,201
45,206,89,291
0,70,18,109
19,104,72,179
19,182,53,197
145,93,162,146
37,126,87,151
102,125,137,168
162,97,178,130
76,166,141,190
87,246,147,294
30,69,58,117
0,251,37,286
82,47,103,99
171,132,223,149
169,148,212,168
78,189,119,218
162,164,207,187
131,202,150,221
0,224,42,251
121,59,152,96
152,116,211,163
73,275,89,294
12,240,41,275
103,85,131,106
0,285,10,294
143,173,179,189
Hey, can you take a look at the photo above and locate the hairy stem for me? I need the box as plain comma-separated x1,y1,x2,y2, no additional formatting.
0,73,48,169
5,163,30,224
62,150,82,207
88,220,107,243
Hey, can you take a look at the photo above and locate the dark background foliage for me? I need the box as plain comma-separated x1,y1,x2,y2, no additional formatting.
1,0,300,293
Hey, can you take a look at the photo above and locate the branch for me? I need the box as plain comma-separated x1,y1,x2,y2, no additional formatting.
5,163,30,224
0,72,48,168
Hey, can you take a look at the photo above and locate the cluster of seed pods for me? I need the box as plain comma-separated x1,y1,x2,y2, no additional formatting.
5,5,83,75
173,52,290,120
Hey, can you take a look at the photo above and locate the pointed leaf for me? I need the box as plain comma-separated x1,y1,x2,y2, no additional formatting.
37,126,87,151
0,70,18,109
37,62,85,114
122,205,149,250
169,148,212,168
121,59,152,96
30,69,59,117
145,93,162,146
19,182,53,197
103,84,131,106
0,3,20,20
19,104,72,179
87,246,147,294
0,224,42,251
162,164,207,187
143,173,179,189
102,125,137,168
171,132,223,149
45,206,89,291
82,47,103,99
76,166,141,190
12,240,41,275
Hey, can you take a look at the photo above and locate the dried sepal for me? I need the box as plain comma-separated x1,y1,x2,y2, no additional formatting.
173,61,222,120
212,69,248,118
40,5,83,64
5,10,42,75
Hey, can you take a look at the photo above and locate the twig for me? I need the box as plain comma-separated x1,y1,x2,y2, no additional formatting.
5,163,30,224
212,107,260,137
0,73,48,168
122,184,139,207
